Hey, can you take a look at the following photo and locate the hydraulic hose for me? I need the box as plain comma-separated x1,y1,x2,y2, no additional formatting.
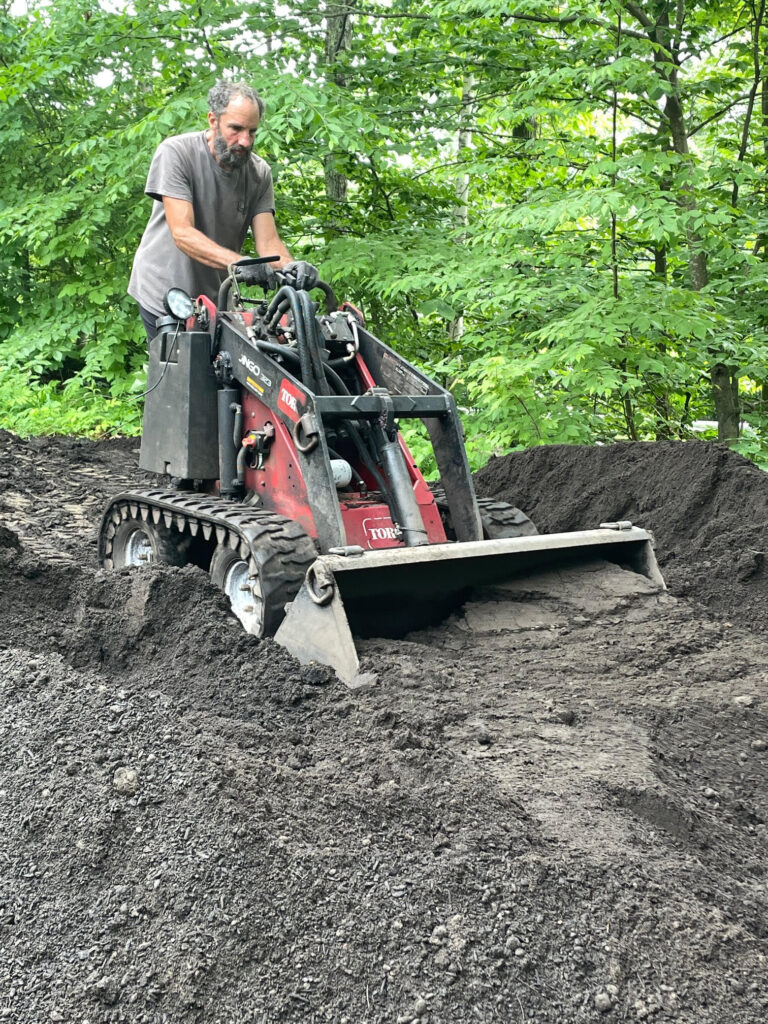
256,339,352,402
345,420,392,500
327,446,366,490
375,425,428,547
265,295,291,330
236,444,248,487
217,276,233,311
266,286,315,391
315,280,339,314
255,318,349,397
297,289,329,396
254,339,301,368
322,361,351,396
306,346,393,501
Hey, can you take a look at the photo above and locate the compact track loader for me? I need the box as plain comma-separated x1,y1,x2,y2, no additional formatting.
100,259,664,685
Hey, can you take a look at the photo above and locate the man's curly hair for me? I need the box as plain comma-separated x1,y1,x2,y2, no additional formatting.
208,79,265,119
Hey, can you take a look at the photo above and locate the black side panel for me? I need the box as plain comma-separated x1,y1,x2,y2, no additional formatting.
139,330,219,479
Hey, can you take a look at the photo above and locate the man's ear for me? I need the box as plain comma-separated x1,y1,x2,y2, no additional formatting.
207,111,217,131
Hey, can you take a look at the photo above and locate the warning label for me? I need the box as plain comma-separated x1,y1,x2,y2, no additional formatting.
380,353,431,396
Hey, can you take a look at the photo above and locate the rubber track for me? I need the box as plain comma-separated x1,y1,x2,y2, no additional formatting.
429,487,538,539
474,497,538,537
98,489,318,636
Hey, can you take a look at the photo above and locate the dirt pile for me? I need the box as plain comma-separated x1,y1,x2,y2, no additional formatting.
1,433,767,1024
475,441,768,628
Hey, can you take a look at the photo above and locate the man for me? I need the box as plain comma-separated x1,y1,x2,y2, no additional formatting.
129,80,317,338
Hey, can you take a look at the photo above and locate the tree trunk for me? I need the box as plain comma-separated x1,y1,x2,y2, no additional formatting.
653,246,667,281
623,390,639,440
449,76,475,346
753,42,768,255
629,0,740,442
323,3,352,242
711,364,741,444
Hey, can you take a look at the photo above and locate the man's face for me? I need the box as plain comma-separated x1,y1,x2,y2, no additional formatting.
209,97,260,170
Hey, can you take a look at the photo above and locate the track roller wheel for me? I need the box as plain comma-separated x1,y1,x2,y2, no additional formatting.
110,517,188,568
209,544,264,635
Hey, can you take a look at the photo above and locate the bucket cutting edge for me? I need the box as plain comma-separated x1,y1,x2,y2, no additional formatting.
273,526,665,686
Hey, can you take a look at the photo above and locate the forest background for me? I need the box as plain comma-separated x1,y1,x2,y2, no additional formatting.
2,0,768,472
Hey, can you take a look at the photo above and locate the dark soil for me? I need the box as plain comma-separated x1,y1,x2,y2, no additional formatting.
1,431,767,1024
475,441,768,627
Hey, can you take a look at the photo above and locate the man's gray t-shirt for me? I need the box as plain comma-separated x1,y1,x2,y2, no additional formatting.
128,131,275,316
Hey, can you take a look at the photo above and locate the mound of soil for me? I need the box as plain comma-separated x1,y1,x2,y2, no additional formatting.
1,433,767,1024
475,441,768,628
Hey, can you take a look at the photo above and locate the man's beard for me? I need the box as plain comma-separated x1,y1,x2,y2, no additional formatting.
213,130,251,170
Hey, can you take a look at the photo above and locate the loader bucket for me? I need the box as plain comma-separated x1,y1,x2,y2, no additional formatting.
273,525,665,687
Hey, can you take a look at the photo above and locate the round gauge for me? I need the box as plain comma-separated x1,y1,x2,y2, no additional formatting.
163,288,196,320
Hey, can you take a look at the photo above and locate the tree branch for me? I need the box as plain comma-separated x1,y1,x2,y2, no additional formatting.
673,0,686,53
318,3,429,19
679,22,750,60
622,1,655,31
688,92,755,136
500,11,649,41
196,5,218,65
615,102,663,132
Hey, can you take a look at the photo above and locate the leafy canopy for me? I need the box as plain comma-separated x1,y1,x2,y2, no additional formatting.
1,0,767,469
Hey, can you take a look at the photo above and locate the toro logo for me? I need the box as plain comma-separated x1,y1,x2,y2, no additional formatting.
277,378,305,423
363,517,401,548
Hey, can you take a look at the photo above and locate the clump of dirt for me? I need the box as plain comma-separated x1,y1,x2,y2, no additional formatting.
475,441,768,628
2,432,768,1024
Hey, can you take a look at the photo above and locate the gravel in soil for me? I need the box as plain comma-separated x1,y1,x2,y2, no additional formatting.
1,431,767,1024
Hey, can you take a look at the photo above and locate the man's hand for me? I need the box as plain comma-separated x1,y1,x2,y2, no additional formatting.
281,260,319,291
235,260,278,289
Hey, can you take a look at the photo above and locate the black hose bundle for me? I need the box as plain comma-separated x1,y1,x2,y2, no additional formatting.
265,286,315,390
296,289,329,396
265,286,333,396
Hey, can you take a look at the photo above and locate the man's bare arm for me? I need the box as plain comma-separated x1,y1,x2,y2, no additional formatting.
162,196,243,268
252,211,292,268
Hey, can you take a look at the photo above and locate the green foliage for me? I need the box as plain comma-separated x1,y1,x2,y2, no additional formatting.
1,0,768,470
0,366,142,438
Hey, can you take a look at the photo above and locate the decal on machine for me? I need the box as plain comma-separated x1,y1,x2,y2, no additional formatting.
278,378,305,423
363,517,402,548
380,352,430,396
238,354,272,389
